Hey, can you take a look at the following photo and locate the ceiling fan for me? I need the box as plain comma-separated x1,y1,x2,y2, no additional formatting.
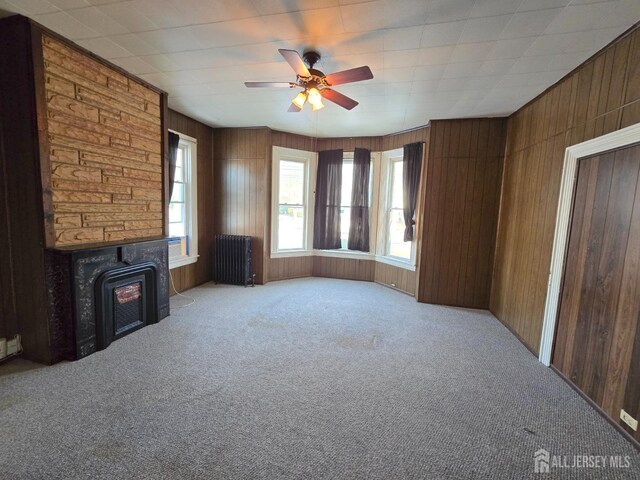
244,49,374,112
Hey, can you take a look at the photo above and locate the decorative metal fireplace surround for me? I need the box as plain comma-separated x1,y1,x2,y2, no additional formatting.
45,239,169,362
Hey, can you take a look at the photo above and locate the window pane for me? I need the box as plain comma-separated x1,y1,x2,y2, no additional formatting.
279,161,304,205
174,165,184,183
391,160,403,209
388,208,410,259
278,205,304,249
341,161,353,207
169,223,186,238
339,161,353,249
170,183,184,203
340,206,351,249
170,144,188,240
177,146,184,169
169,201,184,224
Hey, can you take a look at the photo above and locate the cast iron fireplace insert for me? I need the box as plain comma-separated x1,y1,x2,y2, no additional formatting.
95,262,157,350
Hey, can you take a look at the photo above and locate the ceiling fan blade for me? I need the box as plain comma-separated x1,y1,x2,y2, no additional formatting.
244,81,297,88
288,103,302,112
278,49,311,78
324,66,373,86
321,89,359,110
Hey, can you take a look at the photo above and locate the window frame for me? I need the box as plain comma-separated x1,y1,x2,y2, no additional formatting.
376,148,417,270
168,130,198,270
271,146,316,257
168,144,187,237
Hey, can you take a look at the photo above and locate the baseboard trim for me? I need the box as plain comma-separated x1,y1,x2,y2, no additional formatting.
374,280,414,297
549,365,640,452
266,274,313,283
494,315,538,358
265,276,415,297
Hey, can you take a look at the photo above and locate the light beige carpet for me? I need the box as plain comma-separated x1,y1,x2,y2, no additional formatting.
1,278,638,479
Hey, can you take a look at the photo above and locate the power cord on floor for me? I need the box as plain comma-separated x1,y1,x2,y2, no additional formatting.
169,268,196,309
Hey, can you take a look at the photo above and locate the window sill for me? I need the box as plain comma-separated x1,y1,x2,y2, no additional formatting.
271,249,374,260
374,255,416,271
271,249,314,259
169,255,199,270
314,249,373,260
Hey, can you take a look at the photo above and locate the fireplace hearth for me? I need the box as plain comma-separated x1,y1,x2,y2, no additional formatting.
45,239,169,361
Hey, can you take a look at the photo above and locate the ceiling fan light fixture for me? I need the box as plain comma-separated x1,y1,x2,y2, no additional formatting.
292,91,307,108
312,99,324,111
307,87,322,107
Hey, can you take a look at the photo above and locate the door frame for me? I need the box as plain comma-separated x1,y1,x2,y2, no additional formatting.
539,122,640,366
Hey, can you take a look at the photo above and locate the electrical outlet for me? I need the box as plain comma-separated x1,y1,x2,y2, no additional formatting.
0,338,6,359
620,409,638,431
6,337,18,356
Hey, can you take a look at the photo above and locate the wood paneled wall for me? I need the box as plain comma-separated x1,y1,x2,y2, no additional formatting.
0,94,17,342
42,35,163,246
382,126,430,151
213,127,270,284
269,256,417,295
167,110,215,294
417,119,506,309
491,25,640,354
313,257,375,281
0,18,51,360
374,263,416,296
269,257,313,281
271,130,315,151
316,136,382,152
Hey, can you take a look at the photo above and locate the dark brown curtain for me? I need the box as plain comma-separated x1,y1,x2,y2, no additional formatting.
313,149,343,249
348,148,370,252
168,131,180,201
402,142,423,241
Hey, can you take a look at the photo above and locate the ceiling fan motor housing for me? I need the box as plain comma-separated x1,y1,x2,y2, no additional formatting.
303,50,321,69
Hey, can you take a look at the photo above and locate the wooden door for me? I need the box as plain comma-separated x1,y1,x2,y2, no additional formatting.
553,143,640,441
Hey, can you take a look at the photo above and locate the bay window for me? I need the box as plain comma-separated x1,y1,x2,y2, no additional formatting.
271,145,419,270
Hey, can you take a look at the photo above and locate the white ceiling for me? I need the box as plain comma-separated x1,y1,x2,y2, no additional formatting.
1,0,639,137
